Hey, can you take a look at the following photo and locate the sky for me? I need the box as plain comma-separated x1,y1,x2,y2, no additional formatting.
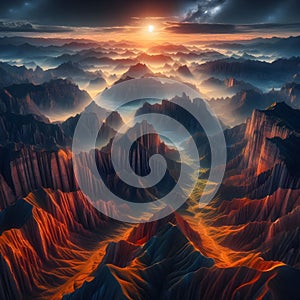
0,0,299,41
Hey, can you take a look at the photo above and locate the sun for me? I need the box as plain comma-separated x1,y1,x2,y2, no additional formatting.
148,25,154,33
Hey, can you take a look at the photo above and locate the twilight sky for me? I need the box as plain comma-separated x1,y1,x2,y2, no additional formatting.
0,0,299,40
0,0,299,26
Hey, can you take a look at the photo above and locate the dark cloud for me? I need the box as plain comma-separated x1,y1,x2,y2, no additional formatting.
167,22,238,34
167,22,300,34
0,21,72,33
185,0,300,24
0,0,197,26
184,0,226,22
0,0,299,27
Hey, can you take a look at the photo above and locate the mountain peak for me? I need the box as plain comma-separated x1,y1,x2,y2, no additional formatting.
260,102,300,131
267,101,291,111
122,63,152,79
177,65,193,78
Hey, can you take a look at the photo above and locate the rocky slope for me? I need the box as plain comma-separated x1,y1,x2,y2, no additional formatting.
0,188,114,299
65,212,298,300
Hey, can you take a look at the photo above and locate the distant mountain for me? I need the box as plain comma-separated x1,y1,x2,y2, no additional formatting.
0,61,51,88
61,41,100,50
210,89,272,126
0,60,99,90
201,76,260,97
46,61,95,81
148,44,190,54
113,75,134,85
0,43,66,60
176,65,193,78
209,82,300,126
3,79,91,114
209,36,300,58
121,63,153,78
136,53,173,64
46,53,136,69
136,95,209,135
0,36,98,47
87,77,107,90
175,50,226,62
195,57,300,89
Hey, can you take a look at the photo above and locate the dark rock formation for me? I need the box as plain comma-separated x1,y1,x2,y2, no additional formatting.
3,79,91,114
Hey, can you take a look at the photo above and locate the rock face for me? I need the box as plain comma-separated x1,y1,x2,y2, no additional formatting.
223,102,300,189
235,102,300,200
242,102,300,172
0,145,76,209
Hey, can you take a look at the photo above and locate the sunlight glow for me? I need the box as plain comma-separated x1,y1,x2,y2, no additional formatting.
148,25,154,33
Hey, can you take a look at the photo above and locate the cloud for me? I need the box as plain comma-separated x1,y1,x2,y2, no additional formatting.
0,0,198,27
0,21,73,33
167,22,300,34
167,22,238,34
0,0,299,27
184,0,227,22
184,0,300,24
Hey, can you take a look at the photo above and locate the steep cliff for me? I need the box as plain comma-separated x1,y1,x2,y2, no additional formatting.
0,145,76,209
